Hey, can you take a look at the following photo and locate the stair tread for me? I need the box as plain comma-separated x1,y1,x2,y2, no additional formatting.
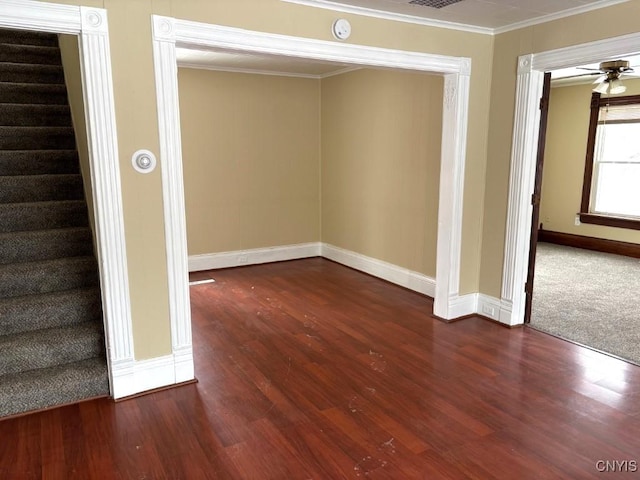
0,82,67,106
0,226,93,265
0,63,64,84
0,255,99,299
0,104,71,126
0,286,102,336
0,357,109,418
0,199,89,233
0,125,74,132
0,182,83,201
0,29,58,47
0,43,61,65
0,321,105,376
0,81,66,90
0,254,97,271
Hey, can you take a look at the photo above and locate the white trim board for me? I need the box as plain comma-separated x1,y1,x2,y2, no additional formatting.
282,0,630,36
502,31,640,326
321,244,436,298
189,243,322,271
0,0,135,399
152,15,472,385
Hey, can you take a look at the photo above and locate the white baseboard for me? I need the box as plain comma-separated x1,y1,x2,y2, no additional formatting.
321,243,436,297
111,354,177,399
187,241,515,326
478,294,515,326
447,293,478,318
188,242,322,271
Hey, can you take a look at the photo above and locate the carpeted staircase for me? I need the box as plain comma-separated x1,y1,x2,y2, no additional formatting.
0,28,109,418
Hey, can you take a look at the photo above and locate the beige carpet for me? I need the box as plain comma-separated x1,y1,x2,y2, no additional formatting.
530,242,640,366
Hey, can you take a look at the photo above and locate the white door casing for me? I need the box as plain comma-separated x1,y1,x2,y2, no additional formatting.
151,15,473,375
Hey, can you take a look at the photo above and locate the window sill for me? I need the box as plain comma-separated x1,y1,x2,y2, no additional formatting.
578,213,640,230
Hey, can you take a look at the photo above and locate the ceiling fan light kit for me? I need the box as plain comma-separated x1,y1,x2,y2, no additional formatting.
592,59,632,95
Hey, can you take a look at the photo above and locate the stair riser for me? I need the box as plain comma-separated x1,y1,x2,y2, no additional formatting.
0,45,61,65
0,201,89,233
0,288,102,336
0,84,67,105
0,175,84,203
0,322,105,376
0,258,99,298
0,105,71,127
0,129,75,150
0,150,79,176
0,30,58,47
0,228,93,264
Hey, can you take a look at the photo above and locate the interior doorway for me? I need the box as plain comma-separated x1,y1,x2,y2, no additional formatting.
151,15,472,379
525,65,640,365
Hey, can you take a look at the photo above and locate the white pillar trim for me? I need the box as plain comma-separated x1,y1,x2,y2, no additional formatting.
150,14,473,385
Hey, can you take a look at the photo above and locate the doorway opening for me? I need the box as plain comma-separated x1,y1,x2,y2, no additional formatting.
151,15,472,380
525,64,640,365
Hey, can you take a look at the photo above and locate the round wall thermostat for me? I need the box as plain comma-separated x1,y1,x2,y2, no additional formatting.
332,18,351,40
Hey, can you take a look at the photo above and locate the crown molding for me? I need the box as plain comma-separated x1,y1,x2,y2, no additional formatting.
494,0,631,35
283,0,631,37
282,0,493,35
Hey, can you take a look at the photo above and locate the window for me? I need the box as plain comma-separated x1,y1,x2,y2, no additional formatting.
580,93,640,230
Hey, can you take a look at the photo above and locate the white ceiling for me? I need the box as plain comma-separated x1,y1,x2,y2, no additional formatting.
284,0,630,33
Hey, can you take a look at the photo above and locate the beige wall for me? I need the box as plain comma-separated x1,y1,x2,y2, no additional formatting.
42,0,640,358
540,80,640,244
178,69,320,255
57,34,95,242
42,0,495,359
321,69,443,277
479,0,640,298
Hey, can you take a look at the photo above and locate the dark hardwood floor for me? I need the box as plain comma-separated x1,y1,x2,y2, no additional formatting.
1,257,640,479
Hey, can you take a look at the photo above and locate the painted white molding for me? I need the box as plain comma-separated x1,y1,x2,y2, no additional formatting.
477,294,513,325
503,32,640,326
110,354,176,399
0,0,79,34
446,293,477,319
151,13,472,371
500,55,544,327
434,72,470,319
189,242,514,324
321,244,436,298
281,0,493,35
152,17,195,386
0,1,134,396
189,243,322,272
494,0,630,35
157,16,468,75
283,0,630,36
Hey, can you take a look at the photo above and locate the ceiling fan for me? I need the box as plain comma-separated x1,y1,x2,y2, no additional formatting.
581,60,636,95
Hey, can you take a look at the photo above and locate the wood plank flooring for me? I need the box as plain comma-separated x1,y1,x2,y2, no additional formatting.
1,257,640,479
